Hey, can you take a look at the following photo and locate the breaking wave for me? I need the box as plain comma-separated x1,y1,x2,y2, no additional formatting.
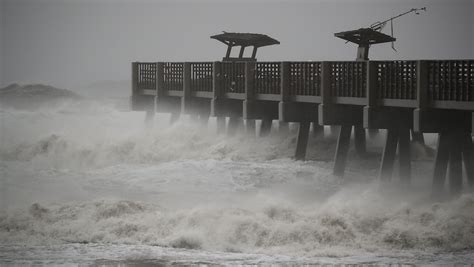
0,101,336,170
1,191,474,257
2,97,470,259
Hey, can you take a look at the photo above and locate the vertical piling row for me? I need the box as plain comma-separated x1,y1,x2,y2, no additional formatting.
354,125,366,156
432,132,450,196
333,125,352,176
398,127,412,183
131,62,138,105
144,63,157,126
212,61,225,134
449,131,463,195
182,62,191,115
380,129,399,181
463,132,474,187
295,121,311,160
244,62,257,136
133,59,474,197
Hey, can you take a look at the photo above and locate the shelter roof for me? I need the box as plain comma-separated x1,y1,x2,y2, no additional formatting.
211,32,280,47
335,28,396,45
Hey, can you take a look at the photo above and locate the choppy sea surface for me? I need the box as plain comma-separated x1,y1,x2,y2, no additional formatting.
1,98,474,266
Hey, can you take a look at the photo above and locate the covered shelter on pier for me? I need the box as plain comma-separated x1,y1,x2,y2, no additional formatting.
210,32,280,61
335,28,396,60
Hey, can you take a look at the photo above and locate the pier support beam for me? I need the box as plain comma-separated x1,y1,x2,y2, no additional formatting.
228,117,242,136
410,129,425,145
329,126,339,139
415,107,473,197
398,128,412,184
170,113,180,125
333,125,352,176
449,131,463,195
279,121,290,135
319,61,366,176
378,128,412,183
260,119,272,137
312,122,323,137
354,125,366,156
432,132,450,197
319,103,366,176
216,117,226,134
368,129,379,138
199,114,209,127
144,107,155,127
279,62,320,160
246,119,256,136
462,133,474,187
243,61,278,137
432,130,473,198
380,129,399,181
294,121,311,160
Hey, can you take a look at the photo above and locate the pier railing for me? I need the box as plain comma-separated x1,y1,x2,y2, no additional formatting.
377,61,417,100
428,60,473,102
190,62,213,92
289,62,321,96
221,62,245,94
137,63,157,90
133,60,474,111
255,62,281,95
331,61,366,98
163,62,183,92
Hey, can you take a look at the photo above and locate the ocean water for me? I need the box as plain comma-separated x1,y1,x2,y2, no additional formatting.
1,99,474,266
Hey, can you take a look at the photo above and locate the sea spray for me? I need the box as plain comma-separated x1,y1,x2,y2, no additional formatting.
1,97,472,262
2,190,474,257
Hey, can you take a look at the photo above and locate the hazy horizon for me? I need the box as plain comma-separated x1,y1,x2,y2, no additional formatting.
1,0,473,90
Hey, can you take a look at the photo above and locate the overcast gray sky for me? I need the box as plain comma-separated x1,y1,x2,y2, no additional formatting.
0,0,473,90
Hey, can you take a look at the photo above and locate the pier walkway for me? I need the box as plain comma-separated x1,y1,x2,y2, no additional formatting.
131,60,474,196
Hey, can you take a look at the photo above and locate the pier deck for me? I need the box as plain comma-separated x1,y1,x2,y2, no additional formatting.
131,60,474,196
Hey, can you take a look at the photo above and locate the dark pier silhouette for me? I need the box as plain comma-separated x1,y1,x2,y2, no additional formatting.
130,18,473,197
131,58,474,197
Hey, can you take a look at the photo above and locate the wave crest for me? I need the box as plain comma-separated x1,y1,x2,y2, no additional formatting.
2,192,474,256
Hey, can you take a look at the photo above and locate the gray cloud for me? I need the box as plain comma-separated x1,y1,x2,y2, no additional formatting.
1,0,472,89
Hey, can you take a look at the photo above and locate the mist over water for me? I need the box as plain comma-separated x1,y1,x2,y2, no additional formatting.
1,94,474,264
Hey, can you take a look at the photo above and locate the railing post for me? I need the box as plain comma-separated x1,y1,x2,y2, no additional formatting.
319,61,331,126
131,62,138,96
212,61,222,99
278,61,291,123
243,61,256,120
183,62,191,96
156,62,164,99
416,60,428,109
366,61,377,107
244,62,257,135
320,61,331,105
182,62,191,114
130,62,140,111
280,62,290,102
211,61,226,133
364,60,380,136
364,60,378,130
413,60,428,133
245,62,255,100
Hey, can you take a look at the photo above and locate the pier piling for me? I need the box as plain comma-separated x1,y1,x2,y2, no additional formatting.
131,59,474,196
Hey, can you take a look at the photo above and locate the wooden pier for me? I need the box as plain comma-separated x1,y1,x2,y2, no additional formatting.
131,60,474,196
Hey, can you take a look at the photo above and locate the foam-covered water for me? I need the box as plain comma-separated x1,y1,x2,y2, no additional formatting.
1,99,474,265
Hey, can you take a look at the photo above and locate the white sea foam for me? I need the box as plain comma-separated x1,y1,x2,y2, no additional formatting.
1,99,473,262
2,190,474,258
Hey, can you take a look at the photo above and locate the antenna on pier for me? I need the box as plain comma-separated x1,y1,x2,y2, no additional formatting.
335,7,427,60
370,7,427,51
